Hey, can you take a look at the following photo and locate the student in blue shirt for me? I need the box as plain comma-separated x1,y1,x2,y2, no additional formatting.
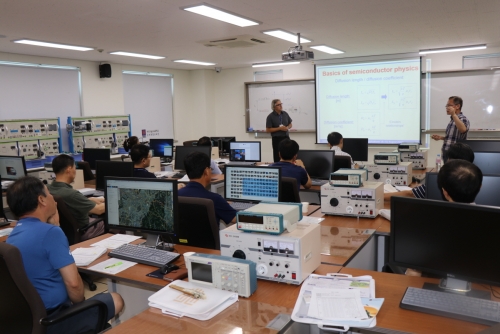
6,176,124,333
270,138,311,190
130,143,156,178
197,136,222,174
179,152,236,225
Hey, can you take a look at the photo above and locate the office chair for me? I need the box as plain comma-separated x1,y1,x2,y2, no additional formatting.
279,177,301,203
333,156,352,172
177,197,220,250
53,195,105,291
77,161,95,181
0,243,108,334
183,140,198,147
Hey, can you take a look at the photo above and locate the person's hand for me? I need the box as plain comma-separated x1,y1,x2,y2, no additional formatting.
431,134,442,141
48,208,60,226
446,105,458,116
279,125,288,132
177,183,186,190
295,159,305,168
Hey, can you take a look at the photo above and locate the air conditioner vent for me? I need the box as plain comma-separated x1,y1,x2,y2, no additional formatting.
200,35,269,49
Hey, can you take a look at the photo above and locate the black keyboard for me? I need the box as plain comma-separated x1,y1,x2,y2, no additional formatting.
230,202,257,211
171,172,186,179
401,287,500,325
108,243,180,267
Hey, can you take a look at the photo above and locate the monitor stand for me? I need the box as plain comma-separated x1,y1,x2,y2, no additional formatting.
422,277,491,300
142,233,174,252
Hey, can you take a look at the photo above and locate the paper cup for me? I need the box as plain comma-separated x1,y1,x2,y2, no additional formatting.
301,202,309,213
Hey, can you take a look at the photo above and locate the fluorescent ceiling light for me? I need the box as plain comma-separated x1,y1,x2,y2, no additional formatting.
181,3,260,27
173,60,216,66
419,44,486,55
310,45,344,55
262,30,311,43
252,61,300,68
109,51,165,59
12,39,93,51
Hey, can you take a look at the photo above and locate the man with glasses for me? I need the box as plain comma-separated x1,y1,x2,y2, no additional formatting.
431,96,470,162
266,99,293,162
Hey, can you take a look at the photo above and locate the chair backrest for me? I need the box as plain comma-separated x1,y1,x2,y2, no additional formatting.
0,243,47,334
76,161,94,181
183,140,198,147
333,156,351,172
53,195,82,245
177,197,220,250
121,155,132,162
280,177,301,203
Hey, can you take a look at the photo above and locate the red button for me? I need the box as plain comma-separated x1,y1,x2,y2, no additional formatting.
291,272,296,279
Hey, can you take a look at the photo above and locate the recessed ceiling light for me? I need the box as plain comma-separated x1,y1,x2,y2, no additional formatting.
252,61,300,68
173,60,216,66
310,45,344,55
181,3,260,27
12,39,93,51
109,51,165,59
419,44,486,55
262,30,311,43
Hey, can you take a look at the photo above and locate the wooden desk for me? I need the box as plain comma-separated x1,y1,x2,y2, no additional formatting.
0,221,16,242
339,267,496,333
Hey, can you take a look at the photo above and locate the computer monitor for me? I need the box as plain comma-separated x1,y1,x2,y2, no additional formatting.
425,172,500,207
210,137,236,154
174,146,212,171
224,165,281,203
333,156,352,172
390,197,500,297
342,138,368,162
297,150,335,179
460,140,500,152
105,177,178,246
473,152,500,174
95,161,134,191
0,156,27,180
83,148,110,170
229,141,261,162
149,139,174,159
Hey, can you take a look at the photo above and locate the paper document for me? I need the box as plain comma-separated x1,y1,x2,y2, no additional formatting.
88,258,136,274
72,246,107,266
383,184,398,193
394,185,412,191
0,228,13,237
308,288,367,320
78,188,96,196
90,234,142,249
214,159,229,164
299,217,325,224
379,209,390,221
178,175,190,182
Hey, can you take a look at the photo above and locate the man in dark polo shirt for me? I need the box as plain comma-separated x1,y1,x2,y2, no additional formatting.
266,99,293,162
270,139,311,191
48,154,105,240
178,151,236,226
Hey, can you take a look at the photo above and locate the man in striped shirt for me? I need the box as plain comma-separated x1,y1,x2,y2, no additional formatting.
431,96,470,162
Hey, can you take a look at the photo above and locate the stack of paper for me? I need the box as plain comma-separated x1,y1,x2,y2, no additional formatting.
90,234,142,249
148,280,238,321
0,228,13,237
72,246,107,266
87,258,137,274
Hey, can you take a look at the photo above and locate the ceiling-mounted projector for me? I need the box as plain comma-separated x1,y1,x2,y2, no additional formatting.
282,32,314,61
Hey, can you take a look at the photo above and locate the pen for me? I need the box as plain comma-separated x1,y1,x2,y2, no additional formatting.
169,284,206,299
104,261,123,269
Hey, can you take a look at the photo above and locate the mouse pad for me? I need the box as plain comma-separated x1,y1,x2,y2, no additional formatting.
146,268,165,280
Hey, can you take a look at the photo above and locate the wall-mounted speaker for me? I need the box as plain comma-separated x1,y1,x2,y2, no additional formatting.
99,64,112,78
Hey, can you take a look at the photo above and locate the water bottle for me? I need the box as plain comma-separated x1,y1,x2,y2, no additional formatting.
435,154,442,172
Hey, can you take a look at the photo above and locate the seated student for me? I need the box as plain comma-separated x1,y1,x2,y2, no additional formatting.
130,144,156,178
48,154,105,240
197,136,222,174
384,142,475,201
270,138,311,190
7,176,123,333
438,159,482,203
179,152,236,225
327,132,356,168
123,136,139,152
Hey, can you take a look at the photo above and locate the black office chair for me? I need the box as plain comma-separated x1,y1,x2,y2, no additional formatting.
177,197,220,250
53,195,105,291
0,242,108,334
279,177,301,203
121,155,132,162
77,161,94,181
333,156,352,172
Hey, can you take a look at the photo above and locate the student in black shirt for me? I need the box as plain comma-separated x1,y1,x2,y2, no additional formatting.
130,144,156,178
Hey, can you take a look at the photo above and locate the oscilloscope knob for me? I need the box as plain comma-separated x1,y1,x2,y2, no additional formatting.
373,173,380,179
330,198,339,207
232,250,246,260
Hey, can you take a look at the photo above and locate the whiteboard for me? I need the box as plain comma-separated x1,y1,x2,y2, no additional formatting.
123,73,174,139
246,80,315,132
423,69,500,130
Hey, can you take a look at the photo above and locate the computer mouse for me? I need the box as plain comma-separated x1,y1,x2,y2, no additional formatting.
160,264,179,275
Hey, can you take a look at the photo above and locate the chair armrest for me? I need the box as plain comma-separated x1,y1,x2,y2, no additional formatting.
78,217,104,233
41,299,108,328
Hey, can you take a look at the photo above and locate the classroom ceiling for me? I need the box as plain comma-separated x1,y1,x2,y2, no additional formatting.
0,0,499,70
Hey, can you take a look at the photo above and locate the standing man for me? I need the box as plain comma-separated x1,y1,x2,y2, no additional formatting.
266,99,293,162
431,96,470,162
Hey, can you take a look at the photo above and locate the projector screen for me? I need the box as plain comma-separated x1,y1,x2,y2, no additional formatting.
315,58,421,144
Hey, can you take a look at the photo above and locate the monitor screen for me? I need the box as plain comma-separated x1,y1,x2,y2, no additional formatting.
0,156,27,180
83,148,110,170
460,140,500,153
174,146,212,171
105,177,178,236
224,165,281,203
342,138,368,162
426,172,500,207
95,161,134,191
149,139,174,158
473,152,500,175
390,197,500,287
210,137,236,154
297,150,335,179
229,141,261,162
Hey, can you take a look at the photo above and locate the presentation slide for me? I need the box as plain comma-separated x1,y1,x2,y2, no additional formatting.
316,58,421,144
